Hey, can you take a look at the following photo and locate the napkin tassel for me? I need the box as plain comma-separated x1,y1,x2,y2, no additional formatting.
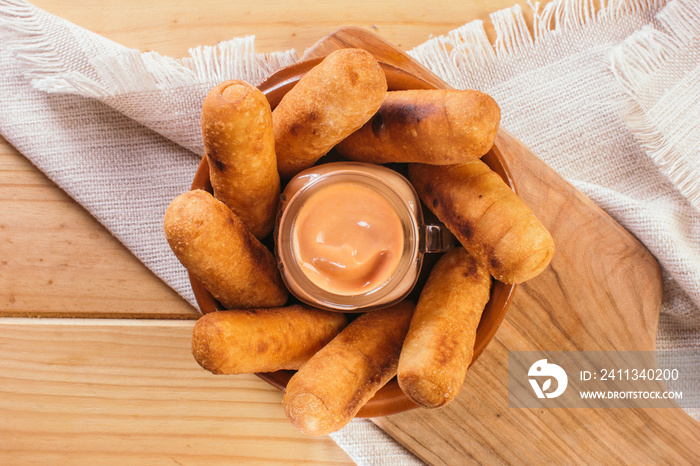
0,0,298,100
0,0,68,82
610,0,700,211
0,0,298,156
408,0,666,90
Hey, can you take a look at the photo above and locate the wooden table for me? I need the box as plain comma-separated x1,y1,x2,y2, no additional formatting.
0,0,544,463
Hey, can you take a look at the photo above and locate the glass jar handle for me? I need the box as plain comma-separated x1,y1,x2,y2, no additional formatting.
419,223,456,254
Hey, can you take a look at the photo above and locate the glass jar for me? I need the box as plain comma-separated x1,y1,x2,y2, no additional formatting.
275,162,453,312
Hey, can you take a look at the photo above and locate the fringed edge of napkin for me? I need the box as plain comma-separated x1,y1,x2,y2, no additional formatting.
64,40,299,98
408,0,667,89
609,0,700,211
0,0,298,97
0,0,298,157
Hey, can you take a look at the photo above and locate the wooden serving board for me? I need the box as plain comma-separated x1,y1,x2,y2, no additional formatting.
303,28,700,464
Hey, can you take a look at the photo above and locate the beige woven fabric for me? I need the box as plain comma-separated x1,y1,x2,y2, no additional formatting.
608,0,700,416
0,0,698,464
0,0,297,311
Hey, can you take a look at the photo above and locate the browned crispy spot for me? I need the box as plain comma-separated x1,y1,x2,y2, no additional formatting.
456,217,473,240
343,351,399,416
207,151,226,172
371,112,386,138
421,178,434,197
289,122,302,136
381,100,418,126
434,330,461,366
434,193,473,241
257,340,269,354
370,98,436,138
462,260,478,278
240,227,268,265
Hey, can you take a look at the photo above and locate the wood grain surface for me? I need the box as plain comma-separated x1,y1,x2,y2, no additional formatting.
1,0,541,319
1,1,541,463
0,143,198,319
3,0,698,465
299,29,700,465
0,319,352,464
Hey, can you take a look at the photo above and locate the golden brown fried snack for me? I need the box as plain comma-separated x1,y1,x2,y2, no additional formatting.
164,190,288,309
201,80,280,239
273,48,387,178
283,301,414,436
335,89,500,164
409,161,554,284
192,305,348,374
398,248,491,408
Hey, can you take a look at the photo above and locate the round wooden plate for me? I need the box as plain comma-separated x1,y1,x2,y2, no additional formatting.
189,57,517,417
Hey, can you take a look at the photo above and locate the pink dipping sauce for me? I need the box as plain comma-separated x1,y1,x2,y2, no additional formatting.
292,182,404,296
275,162,435,312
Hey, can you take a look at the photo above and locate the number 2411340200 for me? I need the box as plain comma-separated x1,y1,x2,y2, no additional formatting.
594,368,680,381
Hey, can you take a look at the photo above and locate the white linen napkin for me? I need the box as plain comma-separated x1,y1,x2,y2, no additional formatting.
0,0,297,310
611,0,700,212
607,0,700,413
1,0,698,464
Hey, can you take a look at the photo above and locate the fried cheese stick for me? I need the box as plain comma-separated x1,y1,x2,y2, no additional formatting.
164,190,288,309
192,305,348,374
335,89,500,164
273,48,387,178
398,248,491,408
283,301,414,436
201,80,280,239
409,161,554,284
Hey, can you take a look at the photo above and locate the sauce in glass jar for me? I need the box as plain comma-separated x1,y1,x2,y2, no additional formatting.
276,162,452,312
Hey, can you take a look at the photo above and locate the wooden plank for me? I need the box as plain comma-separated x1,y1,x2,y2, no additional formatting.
0,140,199,319
0,319,353,464
300,28,700,465
30,0,539,56
2,0,545,320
